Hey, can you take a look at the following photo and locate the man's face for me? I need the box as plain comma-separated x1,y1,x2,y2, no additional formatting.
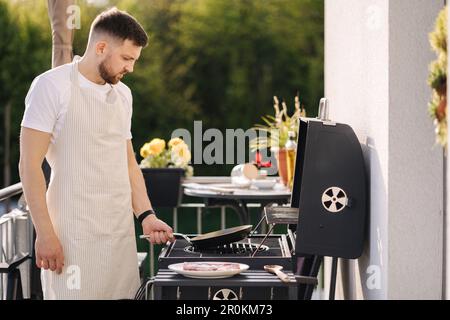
98,39,142,84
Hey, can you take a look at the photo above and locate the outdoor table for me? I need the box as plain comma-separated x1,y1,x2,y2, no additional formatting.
183,181,291,228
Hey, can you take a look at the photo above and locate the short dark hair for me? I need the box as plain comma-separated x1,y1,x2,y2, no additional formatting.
91,7,148,47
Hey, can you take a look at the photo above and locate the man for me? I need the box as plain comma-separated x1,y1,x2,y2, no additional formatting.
19,7,173,300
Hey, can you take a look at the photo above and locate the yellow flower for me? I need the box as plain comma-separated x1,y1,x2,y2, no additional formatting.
148,138,166,156
140,142,151,158
171,143,191,166
168,137,185,148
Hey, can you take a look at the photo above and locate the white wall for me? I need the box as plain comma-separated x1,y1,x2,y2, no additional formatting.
325,0,444,299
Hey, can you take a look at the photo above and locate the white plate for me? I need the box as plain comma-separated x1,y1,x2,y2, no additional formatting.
251,179,277,190
168,262,249,279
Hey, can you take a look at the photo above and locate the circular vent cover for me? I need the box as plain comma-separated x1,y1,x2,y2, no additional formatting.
213,288,239,300
321,187,348,213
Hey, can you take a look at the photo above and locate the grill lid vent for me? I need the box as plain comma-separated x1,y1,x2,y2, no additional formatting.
321,187,348,213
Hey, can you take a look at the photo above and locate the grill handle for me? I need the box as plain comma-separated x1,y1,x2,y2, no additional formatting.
317,97,330,121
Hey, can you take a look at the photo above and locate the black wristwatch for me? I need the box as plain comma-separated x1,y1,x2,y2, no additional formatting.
137,209,156,224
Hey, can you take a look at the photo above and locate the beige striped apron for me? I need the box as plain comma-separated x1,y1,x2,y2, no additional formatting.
42,58,140,299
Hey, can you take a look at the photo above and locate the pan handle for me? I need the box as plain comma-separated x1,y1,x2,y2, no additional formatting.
139,232,192,244
172,233,192,244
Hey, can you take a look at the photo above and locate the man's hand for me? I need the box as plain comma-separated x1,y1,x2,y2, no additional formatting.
142,214,174,245
35,233,65,274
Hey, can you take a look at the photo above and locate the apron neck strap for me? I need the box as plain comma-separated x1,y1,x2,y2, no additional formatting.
71,57,81,86
70,56,118,104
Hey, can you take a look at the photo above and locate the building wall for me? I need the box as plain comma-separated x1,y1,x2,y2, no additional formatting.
325,0,444,299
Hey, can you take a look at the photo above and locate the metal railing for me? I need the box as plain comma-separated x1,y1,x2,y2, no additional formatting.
0,183,23,202
0,182,34,300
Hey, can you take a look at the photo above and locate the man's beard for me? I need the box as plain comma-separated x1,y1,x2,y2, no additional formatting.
98,59,125,85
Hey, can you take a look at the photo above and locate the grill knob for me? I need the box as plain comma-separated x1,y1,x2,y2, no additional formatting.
321,187,348,213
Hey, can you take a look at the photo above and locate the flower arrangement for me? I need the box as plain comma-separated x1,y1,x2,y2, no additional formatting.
428,6,447,148
249,95,306,186
250,95,306,152
139,137,194,177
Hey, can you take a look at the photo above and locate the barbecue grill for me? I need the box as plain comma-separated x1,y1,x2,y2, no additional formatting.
151,98,368,300
154,234,300,300
264,97,368,299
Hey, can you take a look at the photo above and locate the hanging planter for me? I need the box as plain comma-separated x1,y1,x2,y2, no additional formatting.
428,6,447,148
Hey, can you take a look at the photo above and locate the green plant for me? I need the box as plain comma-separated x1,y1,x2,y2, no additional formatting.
428,6,447,148
250,95,305,151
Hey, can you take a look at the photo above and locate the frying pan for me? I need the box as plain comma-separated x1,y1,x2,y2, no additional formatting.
140,225,253,249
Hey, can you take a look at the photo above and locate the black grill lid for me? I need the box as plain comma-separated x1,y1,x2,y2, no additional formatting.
293,119,368,259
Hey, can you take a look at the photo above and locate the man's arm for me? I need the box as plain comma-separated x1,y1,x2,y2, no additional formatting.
19,127,64,274
127,140,153,216
127,140,173,244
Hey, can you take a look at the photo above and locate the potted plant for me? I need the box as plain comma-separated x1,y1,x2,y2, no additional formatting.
139,137,193,207
250,95,306,185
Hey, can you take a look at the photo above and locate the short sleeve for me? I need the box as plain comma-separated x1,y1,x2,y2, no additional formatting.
21,76,60,134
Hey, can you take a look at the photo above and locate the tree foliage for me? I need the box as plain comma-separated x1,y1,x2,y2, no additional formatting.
0,0,323,183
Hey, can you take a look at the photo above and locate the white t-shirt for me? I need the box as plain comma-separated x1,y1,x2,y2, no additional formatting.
21,61,133,144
